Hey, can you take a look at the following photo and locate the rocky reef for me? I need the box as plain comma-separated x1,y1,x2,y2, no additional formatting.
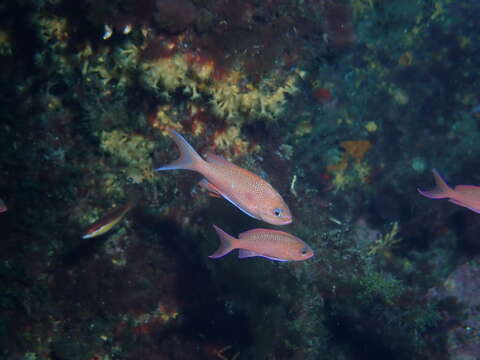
1,0,480,359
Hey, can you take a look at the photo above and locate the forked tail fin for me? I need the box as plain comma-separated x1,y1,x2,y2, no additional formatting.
209,225,237,259
155,129,205,171
418,169,453,199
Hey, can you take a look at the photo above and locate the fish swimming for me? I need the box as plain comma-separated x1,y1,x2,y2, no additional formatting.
209,225,314,261
155,129,292,225
0,198,6,213
82,202,134,239
418,169,480,214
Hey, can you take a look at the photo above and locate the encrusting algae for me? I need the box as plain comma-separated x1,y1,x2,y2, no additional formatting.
100,130,156,185
326,140,373,191
141,49,305,122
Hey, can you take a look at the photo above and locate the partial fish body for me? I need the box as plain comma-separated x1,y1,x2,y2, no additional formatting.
209,225,313,261
418,169,480,213
155,129,292,225
0,198,6,213
82,202,134,239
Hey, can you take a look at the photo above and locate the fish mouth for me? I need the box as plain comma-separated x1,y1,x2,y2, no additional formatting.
277,217,293,225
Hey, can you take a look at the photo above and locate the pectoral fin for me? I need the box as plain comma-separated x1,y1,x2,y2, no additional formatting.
198,179,222,198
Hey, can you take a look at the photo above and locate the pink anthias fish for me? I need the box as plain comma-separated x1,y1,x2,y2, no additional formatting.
209,225,314,261
418,169,480,213
155,129,292,225
0,198,6,213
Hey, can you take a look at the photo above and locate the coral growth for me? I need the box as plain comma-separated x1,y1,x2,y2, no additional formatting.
141,48,305,122
100,130,156,185
326,140,373,191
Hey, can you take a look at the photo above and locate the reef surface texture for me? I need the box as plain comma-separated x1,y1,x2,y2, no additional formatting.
1,0,480,359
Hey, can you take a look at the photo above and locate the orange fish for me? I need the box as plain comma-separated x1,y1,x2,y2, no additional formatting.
209,225,314,261
418,169,480,213
82,202,134,239
155,129,292,225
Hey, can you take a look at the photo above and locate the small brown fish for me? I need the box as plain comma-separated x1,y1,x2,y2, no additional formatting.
82,202,134,239
0,198,6,213
418,169,480,214
155,129,292,225
209,225,314,262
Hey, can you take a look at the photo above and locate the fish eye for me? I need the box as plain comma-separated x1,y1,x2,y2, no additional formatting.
300,247,309,255
273,208,283,217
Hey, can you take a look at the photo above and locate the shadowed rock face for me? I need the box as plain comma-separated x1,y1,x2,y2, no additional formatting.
428,257,480,359
153,0,197,34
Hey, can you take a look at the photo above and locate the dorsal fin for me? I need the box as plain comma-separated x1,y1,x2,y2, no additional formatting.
205,152,231,167
239,228,291,239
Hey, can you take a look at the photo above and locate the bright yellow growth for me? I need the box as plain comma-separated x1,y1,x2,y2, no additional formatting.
101,130,156,185
365,121,378,132
141,51,305,122
149,104,183,135
212,125,260,159
210,69,303,121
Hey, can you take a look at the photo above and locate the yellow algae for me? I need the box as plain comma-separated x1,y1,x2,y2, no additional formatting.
141,50,304,122
190,59,215,81
365,121,377,133
430,2,445,21
84,45,137,89
368,222,401,256
149,104,183,135
100,130,156,184
295,120,313,137
353,161,371,182
211,69,302,121
331,169,350,192
327,140,373,191
212,125,258,159
34,15,69,48
115,41,142,67
142,54,189,91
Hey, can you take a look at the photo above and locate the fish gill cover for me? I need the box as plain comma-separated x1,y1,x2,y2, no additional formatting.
1,0,480,359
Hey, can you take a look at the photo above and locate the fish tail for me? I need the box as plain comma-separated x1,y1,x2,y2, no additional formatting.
418,169,453,199
155,129,205,172
209,225,236,259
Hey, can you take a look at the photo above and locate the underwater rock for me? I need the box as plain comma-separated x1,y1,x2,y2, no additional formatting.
427,257,480,359
153,0,197,34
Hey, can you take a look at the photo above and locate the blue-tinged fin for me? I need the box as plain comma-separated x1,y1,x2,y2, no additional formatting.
220,191,261,220
417,169,452,199
238,249,288,262
238,249,258,258
155,129,205,171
